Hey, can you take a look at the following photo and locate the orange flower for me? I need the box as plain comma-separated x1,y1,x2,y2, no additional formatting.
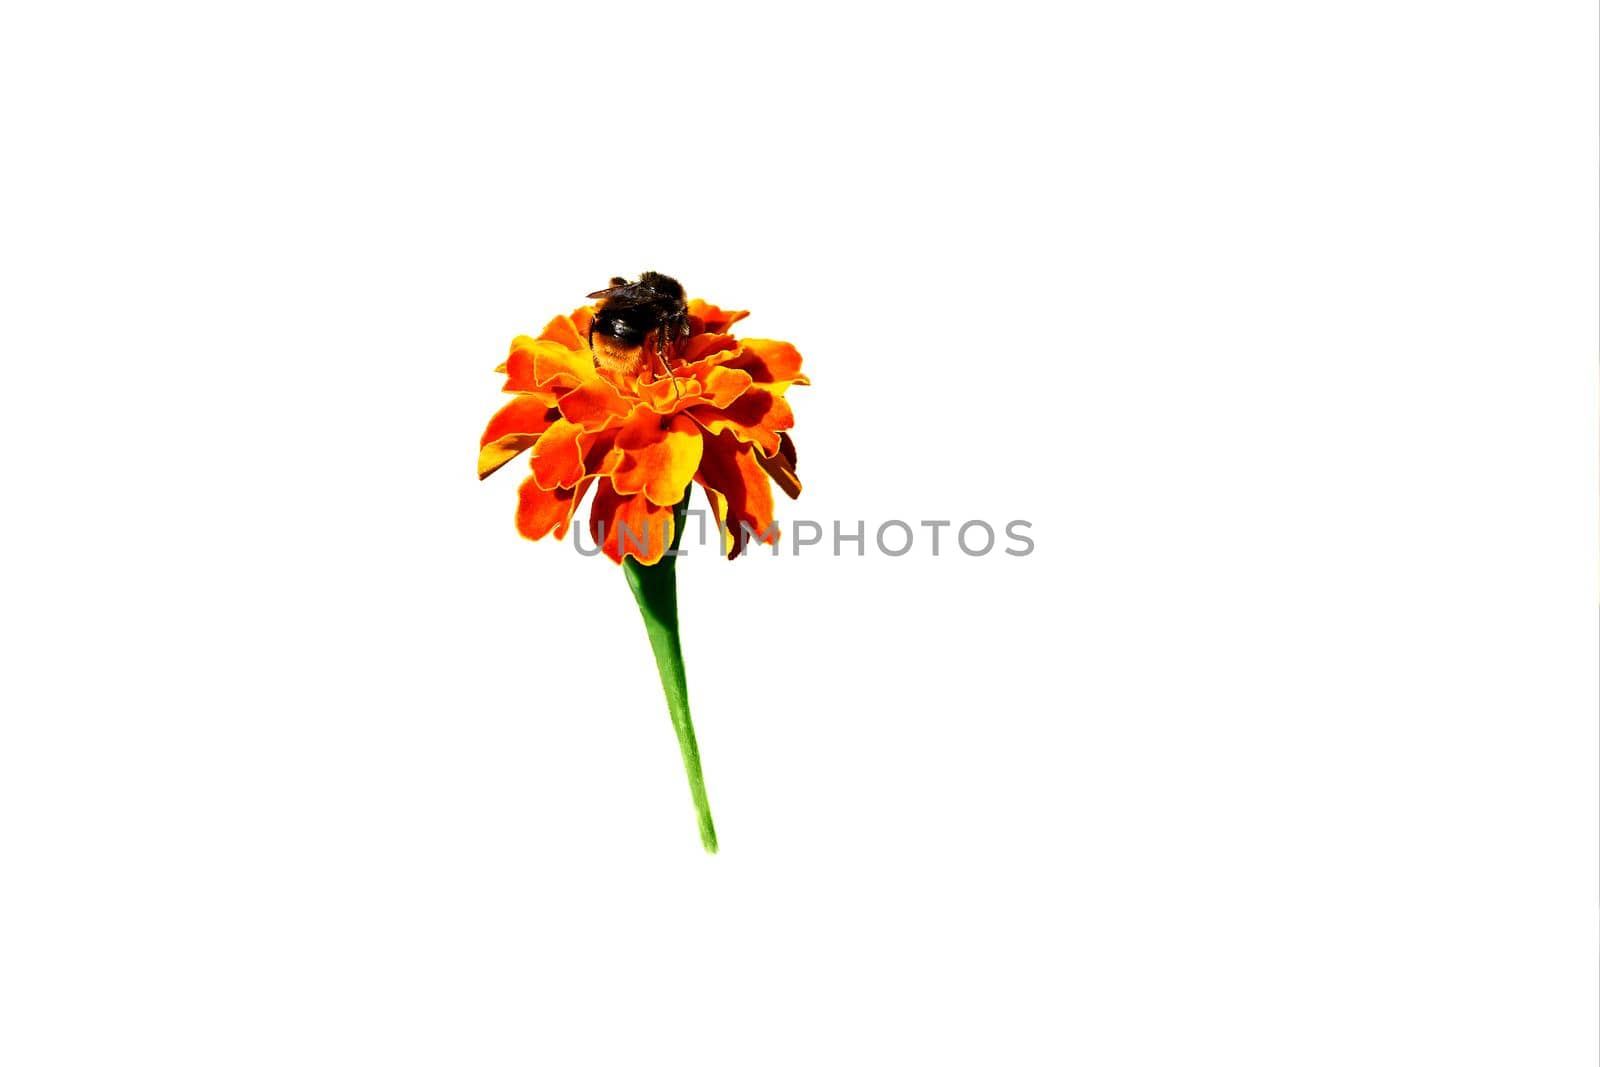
479,298,808,564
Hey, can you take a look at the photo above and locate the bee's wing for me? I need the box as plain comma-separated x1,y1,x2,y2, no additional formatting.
586,276,631,299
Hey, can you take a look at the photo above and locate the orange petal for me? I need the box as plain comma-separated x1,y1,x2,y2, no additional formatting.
529,418,585,490
690,364,753,409
532,341,598,389
503,342,566,398
693,479,734,557
636,371,702,413
558,378,633,429
503,347,531,389
696,386,793,456
580,426,623,478
588,480,676,565
517,475,594,541
677,333,740,368
755,447,802,500
479,395,560,480
570,305,595,337
480,436,541,480
497,334,532,379
611,413,704,506
686,299,749,335
723,338,804,385
480,395,557,446
536,314,586,351
695,429,777,559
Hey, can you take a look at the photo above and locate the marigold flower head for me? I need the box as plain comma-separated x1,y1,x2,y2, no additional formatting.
479,295,808,564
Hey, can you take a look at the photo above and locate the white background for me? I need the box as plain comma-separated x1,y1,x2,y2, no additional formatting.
1,2,1596,1063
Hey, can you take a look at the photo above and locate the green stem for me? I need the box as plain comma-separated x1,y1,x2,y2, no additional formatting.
622,494,717,853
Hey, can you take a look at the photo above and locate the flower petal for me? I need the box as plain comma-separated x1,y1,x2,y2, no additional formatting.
536,313,586,351
695,386,793,456
636,372,702,413
570,305,595,338
695,429,777,559
533,341,599,389
529,418,585,490
755,448,802,500
588,479,677,565
694,478,732,556
517,474,594,541
479,395,560,480
558,377,632,429
611,414,704,506
581,426,623,479
691,364,753,409
723,338,805,385
480,437,542,480
503,343,565,399
677,333,740,368
496,335,534,385
686,299,749,335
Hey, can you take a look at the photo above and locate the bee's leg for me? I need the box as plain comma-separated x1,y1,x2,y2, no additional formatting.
657,344,683,402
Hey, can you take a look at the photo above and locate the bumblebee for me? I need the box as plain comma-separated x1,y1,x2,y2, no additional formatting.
586,271,690,379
